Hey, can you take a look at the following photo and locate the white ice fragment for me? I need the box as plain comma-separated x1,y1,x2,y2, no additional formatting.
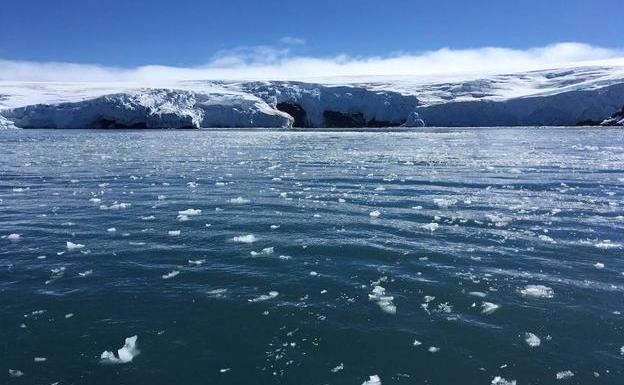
331,363,344,372
595,240,621,249
79,270,93,277
594,262,605,269
525,332,541,347
100,335,139,364
230,197,250,204
362,375,381,385
421,223,439,232
162,271,180,280
520,285,554,298
188,259,206,266
66,241,85,250
33,357,47,362
232,234,257,243
220,368,231,373
8,369,24,377
7,233,21,241
481,302,500,315
433,198,457,208
178,209,202,216
107,228,116,233
168,230,181,236
428,346,440,353
555,370,574,380
368,285,397,314
369,210,381,218
248,291,279,302
270,225,280,230
491,377,516,385
412,340,422,346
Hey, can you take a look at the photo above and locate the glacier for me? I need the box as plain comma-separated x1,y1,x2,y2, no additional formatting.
1,63,624,129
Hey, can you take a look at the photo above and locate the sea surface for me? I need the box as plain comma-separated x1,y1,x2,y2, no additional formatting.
1,128,623,385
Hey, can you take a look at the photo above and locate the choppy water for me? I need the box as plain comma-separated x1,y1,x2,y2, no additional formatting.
1,128,623,385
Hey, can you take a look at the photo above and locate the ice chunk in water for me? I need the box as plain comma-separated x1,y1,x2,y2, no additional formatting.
369,210,381,218
555,370,574,380
362,375,381,385
481,302,500,314
162,271,180,279
248,291,279,302
66,241,85,250
7,233,21,240
491,377,516,385
100,335,139,364
8,369,24,377
594,262,605,269
520,285,554,298
168,230,181,236
232,234,257,243
230,197,250,204
421,223,439,232
525,332,541,347
368,285,397,314
178,208,202,216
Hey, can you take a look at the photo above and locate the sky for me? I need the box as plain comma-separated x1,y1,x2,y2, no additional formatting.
1,0,623,81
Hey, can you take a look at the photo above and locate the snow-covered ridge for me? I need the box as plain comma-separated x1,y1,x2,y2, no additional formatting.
1,64,624,129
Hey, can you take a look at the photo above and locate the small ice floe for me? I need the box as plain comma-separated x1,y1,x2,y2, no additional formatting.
331,363,344,372
555,370,574,380
428,346,440,353
162,271,180,280
248,291,279,302
433,198,457,208
524,332,541,347
140,215,156,221
369,210,381,218
421,223,439,232
250,247,274,256
520,285,554,299
78,270,93,277
8,369,24,377
595,240,621,249
220,368,231,373
594,262,605,269
107,228,116,233
368,286,396,315
469,291,487,298
177,215,190,222
188,259,206,266
232,234,257,243
491,377,516,385
178,209,202,216
538,234,556,244
89,198,102,203
412,340,422,346
270,225,280,230
481,302,500,315
103,202,131,210
620,346,624,355
100,335,139,364
65,313,74,319
362,375,381,385
187,182,198,188
168,230,181,236
310,271,319,276
230,197,250,204
33,357,47,362
6,233,21,241
66,241,85,250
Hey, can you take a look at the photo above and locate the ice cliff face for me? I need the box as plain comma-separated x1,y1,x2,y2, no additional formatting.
243,82,418,128
1,63,624,128
415,83,624,127
3,89,292,129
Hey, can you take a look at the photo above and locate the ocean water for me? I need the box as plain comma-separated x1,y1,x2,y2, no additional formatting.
1,128,623,385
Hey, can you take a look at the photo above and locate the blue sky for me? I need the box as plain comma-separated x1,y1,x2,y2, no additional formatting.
1,0,622,67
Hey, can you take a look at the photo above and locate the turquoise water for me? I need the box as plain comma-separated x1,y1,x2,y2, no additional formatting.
1,128,623,384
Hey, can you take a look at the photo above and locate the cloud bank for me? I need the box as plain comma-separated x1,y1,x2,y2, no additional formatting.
0,43,622,83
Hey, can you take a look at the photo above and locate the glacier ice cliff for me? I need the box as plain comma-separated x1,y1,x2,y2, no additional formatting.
1,63,624,129
2,89,292,129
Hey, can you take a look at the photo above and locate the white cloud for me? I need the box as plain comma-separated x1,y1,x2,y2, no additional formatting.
0,42,622,83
